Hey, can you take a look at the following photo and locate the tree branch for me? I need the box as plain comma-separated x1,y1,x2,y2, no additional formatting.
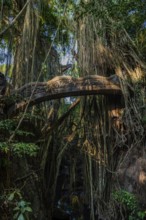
5,75,122,115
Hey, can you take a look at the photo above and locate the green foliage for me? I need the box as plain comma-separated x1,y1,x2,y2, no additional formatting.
0,119,35,136
39,0,73,46
0,0,12,8
113,190,146,220
0,119,16,130
0,142,39,157
0,116,40,159
76,0,146,57
13,200,32,220
113,190,138,211
0,142,9,153
0,189,32,220
12,142,39,157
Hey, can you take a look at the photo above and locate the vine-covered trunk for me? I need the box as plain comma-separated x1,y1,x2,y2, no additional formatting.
76,0,146,219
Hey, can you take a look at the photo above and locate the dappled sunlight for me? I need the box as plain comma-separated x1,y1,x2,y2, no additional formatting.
139,171,146,185
128,66,144,82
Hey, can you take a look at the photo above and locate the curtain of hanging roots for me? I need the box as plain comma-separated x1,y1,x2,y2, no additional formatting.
12,0,40,88
81,96,113,219
76,0,146,218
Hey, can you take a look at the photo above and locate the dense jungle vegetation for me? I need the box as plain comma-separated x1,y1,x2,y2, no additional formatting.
0,0,146,219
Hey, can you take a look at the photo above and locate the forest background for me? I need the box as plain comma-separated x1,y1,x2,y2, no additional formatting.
0,0,146,220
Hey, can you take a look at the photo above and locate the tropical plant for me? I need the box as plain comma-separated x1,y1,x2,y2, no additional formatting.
113,190,146,220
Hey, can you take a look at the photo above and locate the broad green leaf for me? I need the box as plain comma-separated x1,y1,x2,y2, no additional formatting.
18,214,25,220
8,192,15,201
25,207,32,212
18,200,26,207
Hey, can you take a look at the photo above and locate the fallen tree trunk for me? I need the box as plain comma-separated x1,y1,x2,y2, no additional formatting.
4,75,122,115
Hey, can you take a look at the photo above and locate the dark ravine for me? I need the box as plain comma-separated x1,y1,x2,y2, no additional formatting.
2,75,122,115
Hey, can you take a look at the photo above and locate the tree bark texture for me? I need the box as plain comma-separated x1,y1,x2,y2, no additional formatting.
4,74,122,115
